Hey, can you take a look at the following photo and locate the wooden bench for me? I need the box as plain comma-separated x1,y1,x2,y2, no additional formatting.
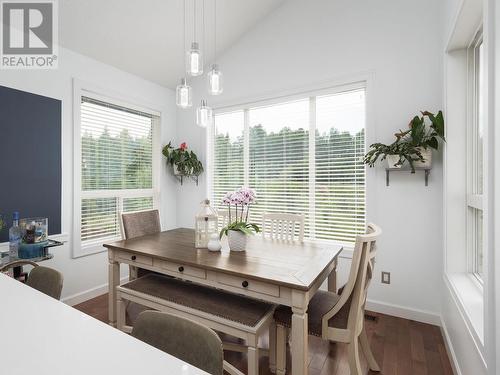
116,274,275,375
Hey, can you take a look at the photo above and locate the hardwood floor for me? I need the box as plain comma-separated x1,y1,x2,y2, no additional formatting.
74,294,454,375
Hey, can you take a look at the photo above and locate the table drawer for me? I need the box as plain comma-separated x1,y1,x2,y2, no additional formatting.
158,260,207,280
117,251,153,267
216,273,280,297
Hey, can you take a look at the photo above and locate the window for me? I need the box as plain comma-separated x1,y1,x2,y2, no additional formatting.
78,95,159,248
209,85,366,245
467,30,484,280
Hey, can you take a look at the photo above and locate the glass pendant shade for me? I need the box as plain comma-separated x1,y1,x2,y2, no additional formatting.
208,64,223,95
176,78,192,108
196,100,213,128
187,42,203,76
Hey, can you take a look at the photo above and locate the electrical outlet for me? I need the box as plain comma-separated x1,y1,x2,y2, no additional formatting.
381,271,391,284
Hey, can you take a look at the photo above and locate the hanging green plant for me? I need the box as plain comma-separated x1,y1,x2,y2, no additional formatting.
162,141,204,176
364,110,445,173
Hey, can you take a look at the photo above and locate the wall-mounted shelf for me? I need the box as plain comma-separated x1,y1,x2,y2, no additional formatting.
175,174,199,186
385,167,431,186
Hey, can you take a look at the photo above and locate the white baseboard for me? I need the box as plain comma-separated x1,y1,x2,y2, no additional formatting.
366,299,441,326
440,316,462,375
63,276,128,306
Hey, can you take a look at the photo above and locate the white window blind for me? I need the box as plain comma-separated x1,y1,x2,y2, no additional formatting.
210,86,366,245
211,111,245,209
248,99,311,233
80,96,156,243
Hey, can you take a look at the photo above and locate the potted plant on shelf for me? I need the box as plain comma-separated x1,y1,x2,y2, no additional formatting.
162,141,204,176
394,111,445,168
219,187,260,252
364,110,445,172
363,141,424,172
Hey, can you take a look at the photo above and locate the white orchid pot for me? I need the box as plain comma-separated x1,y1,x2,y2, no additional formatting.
413,147,432,168
386,155,402,169
228,230,247,252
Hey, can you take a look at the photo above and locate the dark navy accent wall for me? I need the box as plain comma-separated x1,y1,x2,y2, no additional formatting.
0,85,62,242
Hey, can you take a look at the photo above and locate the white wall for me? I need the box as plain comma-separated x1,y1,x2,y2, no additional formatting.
0,47,177,302
176,0,444,323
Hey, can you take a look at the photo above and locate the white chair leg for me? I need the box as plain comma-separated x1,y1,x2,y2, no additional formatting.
269,321,277,373
116,294,126,331
347,338,362,375
360,328,380,371
276,325,287,375
248,347,259,375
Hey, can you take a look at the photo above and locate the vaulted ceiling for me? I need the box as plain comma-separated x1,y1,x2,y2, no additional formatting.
59,0,285,88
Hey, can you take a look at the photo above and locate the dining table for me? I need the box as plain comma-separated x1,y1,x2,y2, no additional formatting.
0,272,209,375
104,227,343,375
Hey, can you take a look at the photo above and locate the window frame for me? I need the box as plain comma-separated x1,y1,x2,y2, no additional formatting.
466,29,484,283
73,80,161,258
207,80,368,247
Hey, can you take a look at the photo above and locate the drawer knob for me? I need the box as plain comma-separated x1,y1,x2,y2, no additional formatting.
178,266,184,272
242,280,249,288
131,255,137,261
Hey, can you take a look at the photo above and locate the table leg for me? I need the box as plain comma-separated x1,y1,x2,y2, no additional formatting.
291,306,308,375
328,258,338,293
108,253,119,327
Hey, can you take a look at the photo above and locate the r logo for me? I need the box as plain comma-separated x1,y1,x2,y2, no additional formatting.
1,0,58,68
2,2,53,54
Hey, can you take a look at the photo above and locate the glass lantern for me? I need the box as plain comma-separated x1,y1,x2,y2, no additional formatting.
195,199,218,248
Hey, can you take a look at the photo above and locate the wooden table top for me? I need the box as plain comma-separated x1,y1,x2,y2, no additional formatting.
104,228,343,291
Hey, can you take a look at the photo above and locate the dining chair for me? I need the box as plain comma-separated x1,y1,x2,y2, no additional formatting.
261,212,305,243
121,209,161,279
132,310,224,375
272,223,382,375
0,260,63,300
121,209,161,239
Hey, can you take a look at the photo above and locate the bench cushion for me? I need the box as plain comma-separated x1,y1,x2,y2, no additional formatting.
120,274,274,328
273,290,349,336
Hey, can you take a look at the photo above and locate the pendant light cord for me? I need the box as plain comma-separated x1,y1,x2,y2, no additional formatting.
193,0,197,42
202,0,205,58
214,0,217,63
183,0,186,70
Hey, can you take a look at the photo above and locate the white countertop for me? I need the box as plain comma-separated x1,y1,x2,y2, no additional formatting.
0,273,209,375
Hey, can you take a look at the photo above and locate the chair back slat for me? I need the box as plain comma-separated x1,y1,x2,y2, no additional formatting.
262,212,305,243
216,209,229,230
121,209,161,239
321,223,381,337
347,223,381,335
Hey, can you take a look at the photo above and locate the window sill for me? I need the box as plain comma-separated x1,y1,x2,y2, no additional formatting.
444,272,484,347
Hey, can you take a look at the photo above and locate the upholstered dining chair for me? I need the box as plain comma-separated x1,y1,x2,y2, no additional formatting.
132,311,224,375
261,212,305,243
121,209,161,239
272,223,382,375
121,209,161,279
0,260,63,300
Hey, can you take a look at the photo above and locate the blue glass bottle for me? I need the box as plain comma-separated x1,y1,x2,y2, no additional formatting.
9,212,21,259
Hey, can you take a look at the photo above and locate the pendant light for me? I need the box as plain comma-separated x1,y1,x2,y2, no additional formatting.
196,99,213,128
176,0,192,108
176,78,192,108
208,64,223,95
187,0,203,76
208,0,223,95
